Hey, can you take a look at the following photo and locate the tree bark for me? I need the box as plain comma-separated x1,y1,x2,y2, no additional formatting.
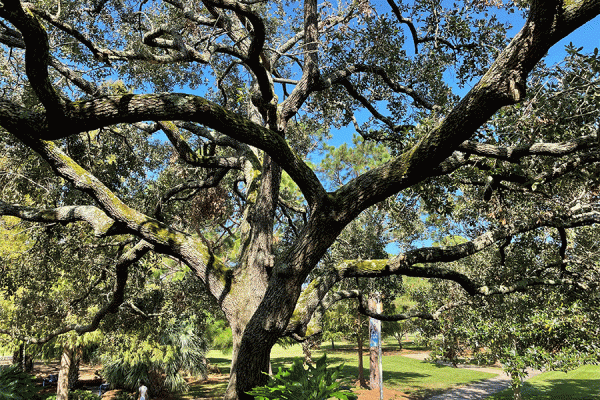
12,343,32,372
57,344,74,400
302,339,313,366
67,347,80,391
223,324,274,400
357,311,368,388
513,384,522,400
394,333,403,349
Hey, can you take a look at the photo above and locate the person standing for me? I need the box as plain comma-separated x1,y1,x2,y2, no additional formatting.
138,381,148,400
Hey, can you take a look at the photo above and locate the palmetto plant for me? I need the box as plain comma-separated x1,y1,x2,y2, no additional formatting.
101,319,207,397
0,365,40,400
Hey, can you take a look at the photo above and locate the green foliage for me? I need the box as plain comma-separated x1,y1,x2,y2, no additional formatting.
206,317,233,354
0,365,40,400
111,393,136,400
488,365,600,400
46,391,112,400
247,354,357,400
101,318,207,396
67,390,102,400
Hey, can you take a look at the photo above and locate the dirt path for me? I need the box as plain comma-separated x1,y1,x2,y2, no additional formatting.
32,361,112,398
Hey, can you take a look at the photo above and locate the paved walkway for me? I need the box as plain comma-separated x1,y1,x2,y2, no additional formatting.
403,352,542,400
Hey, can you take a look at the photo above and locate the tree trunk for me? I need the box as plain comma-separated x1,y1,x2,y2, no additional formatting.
513,385,522,400
395,333,403,349
67,349,80,390
357,312,368,388
12,343,33,372
369,295,382,393
302,339,313,366
223,324,275,400
221,270,310,400
220,149,282,400
510,373,523,400
57,345,74,400
332,337,335,350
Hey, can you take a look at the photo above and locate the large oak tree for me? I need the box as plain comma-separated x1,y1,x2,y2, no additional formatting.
1,0,600,398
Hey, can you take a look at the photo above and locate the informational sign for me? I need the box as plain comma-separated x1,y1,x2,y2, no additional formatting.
370,326,380,347
369,294,383,400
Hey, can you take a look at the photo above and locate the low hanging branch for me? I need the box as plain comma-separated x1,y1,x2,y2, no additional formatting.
0,240,153,344
0,201,123,238
357,295,470,322
286,206,600,337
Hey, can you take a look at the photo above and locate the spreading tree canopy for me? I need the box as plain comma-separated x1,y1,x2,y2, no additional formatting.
1,0,600,398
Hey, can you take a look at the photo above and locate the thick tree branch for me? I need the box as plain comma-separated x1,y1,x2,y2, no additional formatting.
0,201,123,237
202,0,276,115
458,134,599,162
337,209,600,295
271,12,351,69
0,0,64,118
279,0,320,126
330,1,600,223
6,133,234,303
558,227,567,260
0,94,326,207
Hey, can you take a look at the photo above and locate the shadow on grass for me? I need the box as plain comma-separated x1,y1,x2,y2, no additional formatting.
491,377,600,400
207,357,231,375
272,354,434,389
184,377,228,400
320,342,429,353
339,363,428,382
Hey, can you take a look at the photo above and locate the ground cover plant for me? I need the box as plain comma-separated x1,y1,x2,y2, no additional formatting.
181,343,498,399
0,364,40,400
247,354,357,400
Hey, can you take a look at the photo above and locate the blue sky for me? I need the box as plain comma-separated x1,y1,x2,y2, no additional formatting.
315,8,600,255
323,9,600,149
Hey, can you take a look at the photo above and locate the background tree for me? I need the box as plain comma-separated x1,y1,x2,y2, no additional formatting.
97,259,213,397
0,1,599,399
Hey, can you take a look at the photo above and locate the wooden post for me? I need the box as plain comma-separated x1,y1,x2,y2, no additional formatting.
369,294,383,399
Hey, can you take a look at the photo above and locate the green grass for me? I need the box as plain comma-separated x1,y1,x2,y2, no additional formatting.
488,365,600,400
309,345,496,398
181,341,499,399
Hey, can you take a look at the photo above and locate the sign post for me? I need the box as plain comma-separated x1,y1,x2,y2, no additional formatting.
369,294,383,400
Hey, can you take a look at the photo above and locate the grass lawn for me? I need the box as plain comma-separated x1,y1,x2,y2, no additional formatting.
182,341,499,399
488,365,600,400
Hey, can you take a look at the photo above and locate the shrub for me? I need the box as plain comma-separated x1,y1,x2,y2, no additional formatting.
69,390,102,400
110,392,136,400
0,365,40,400
247,354,357,400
